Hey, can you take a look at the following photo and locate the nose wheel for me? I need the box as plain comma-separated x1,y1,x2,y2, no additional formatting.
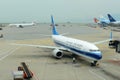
91,61,99,66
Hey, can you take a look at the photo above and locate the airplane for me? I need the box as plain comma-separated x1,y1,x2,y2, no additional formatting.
11,16,111,66
107,14,120,26
94,16,110,27
8,22,35,28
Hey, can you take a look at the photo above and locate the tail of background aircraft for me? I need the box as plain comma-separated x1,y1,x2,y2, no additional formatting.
107,14,116,22
94,18,99,23
51,15,59,35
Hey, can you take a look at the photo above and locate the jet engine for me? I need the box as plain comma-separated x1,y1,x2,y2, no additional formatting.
18,25,23,28
52,49,63,58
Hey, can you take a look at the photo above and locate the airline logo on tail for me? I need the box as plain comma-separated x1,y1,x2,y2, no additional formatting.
94,18,99,23
107,14,116,22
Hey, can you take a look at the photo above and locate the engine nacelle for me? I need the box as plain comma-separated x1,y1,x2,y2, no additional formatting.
19,25,23,28
52,49,63,58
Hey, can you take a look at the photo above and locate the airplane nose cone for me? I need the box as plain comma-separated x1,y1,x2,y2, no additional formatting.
96,52,102,60
98,54,102,60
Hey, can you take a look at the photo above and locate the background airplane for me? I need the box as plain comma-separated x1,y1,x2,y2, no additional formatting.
94,16,110,27
9,22,36,28
107,14,120,27
11,16,111,66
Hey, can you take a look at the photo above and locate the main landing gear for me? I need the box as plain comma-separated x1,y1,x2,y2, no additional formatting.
91,61,99,66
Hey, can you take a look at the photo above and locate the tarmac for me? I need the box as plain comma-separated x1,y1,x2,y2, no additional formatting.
0,23,120,80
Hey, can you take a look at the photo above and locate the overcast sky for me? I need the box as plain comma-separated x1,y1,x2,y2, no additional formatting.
0,0,120,23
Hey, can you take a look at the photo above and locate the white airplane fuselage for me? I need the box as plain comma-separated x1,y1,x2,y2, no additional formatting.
52,35,102,61
111,21,120,24
9,22,35,28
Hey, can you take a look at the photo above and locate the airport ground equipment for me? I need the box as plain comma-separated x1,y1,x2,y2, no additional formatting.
109,40,120,53
19,62,33,79
13,62,33,80
12,71,24,80
0,34,3,38
0,27,2,30
0,27,3,38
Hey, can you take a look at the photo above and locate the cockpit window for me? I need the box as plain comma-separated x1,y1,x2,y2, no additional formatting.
89,49,100,52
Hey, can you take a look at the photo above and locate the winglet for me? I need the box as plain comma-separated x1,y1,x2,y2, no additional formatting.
107,14,116,22
51,15,59,35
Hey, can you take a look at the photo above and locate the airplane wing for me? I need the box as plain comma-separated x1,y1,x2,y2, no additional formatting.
10,43,69,51
93,32,112,44
93,39,110,45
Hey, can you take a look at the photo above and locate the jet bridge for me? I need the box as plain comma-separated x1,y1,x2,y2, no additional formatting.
109,40,120,53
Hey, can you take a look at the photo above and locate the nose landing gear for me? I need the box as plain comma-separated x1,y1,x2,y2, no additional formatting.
91,61,99,66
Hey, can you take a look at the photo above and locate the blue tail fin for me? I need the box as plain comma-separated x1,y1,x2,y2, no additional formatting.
51,15,59,35
107,14,116,22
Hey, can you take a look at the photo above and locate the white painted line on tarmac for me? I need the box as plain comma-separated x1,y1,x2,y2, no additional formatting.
89,69,106,80
0,47,20,61
0,47,15,56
